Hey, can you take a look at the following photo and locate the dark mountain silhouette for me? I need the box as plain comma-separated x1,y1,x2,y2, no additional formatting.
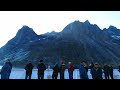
0,20,120,67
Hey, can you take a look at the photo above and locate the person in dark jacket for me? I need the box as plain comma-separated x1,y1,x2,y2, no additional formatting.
59,60,66,79
24,61,34,79
109,64,114,79
91,63,103,79
84,63,88,73
103,64,110,79
79,61,88,79
1,61,11,79
68,62,74,79
52,63,60,79
7,59,12,78
37,60,46,79
89,62,94,70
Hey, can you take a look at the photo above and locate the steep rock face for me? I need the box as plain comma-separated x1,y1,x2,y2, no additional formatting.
103,25,120,44
61,20,109,41
12,25,38,44
2,25,38,49
0,21,120,66
0,25,38,64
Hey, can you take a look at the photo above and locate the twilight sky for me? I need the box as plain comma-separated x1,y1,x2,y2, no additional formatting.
0,11,120,48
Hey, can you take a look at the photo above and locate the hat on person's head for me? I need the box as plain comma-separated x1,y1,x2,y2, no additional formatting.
81,61,86,63
68,62,71,64
5,61,9,64
95,62,98,65
40,60,43,62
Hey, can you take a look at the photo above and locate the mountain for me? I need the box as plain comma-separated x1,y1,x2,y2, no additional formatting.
103,25,120,45
0,25,38,65
0,20,120,67
103,25,120,39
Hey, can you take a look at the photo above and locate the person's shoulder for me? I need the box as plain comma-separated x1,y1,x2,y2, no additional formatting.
91,67,94,70
99,67,102,70
79,64,82,67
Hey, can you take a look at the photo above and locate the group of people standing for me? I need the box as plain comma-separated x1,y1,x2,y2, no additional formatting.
52,60,74,79
0,59,116,79
79,61,114,79
24,60,114,79
25,60,46,79
24,59,75,79
51,60,114,79
52,60,114,79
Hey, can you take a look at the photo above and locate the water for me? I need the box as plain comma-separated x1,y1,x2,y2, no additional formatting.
0,66,2,69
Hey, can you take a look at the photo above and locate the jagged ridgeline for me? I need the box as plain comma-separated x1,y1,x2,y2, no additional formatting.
0,20,120,67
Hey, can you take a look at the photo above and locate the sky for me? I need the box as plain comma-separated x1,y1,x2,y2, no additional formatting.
0,11,120,48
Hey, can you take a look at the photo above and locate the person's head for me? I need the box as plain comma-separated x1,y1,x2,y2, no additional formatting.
94,63,99,68
68,62,71,65
90,62,93,65
7,59,10,62
81,61,87,67
5,61,9,65
40,60,43,63
61,60,65,64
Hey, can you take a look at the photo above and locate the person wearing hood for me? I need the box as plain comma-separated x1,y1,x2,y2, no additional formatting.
24,61,34,79
59,60,66,79
7,59,12,78
68,62,74,79
37,60,46,79
1,61,11,79
52,63,60,79
91,63,103,79
79,61,88,79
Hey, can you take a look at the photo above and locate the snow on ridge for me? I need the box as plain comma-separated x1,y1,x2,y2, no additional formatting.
111,35,120,39
43,38,46,39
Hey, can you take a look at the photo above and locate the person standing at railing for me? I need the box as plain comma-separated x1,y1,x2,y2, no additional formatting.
24,61,34,79
109,64,114,79
52,63,60,79
7,59,12,79
90,63,103,79
79,61,88,79
103,64,110,79
68,62,74,79
1,61,11,79
37,60,46,79
59,59,66,79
